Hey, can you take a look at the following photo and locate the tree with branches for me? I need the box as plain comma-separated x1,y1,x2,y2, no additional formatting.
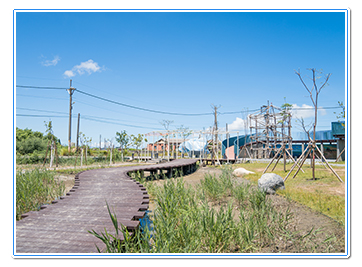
177,125,192,158
160,120,174,161
131,133,144,162
294,68,331,180
115,130,130,162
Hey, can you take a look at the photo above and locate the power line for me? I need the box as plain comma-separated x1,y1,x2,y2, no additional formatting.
16,113,163,130
16,84,343,117
72,96,161,122
81,116,164,130
220,106,342,115
16,107,68,115
73,80,179,110
76,89,213,116
16,93,69,101
17,83,213,116
17,107,160,126
221,109,260,115
81,114,159,126
16,85,68,90
16,114,69,118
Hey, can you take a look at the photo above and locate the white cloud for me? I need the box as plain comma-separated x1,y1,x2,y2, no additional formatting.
291,104,314,119
41,55,60,66
63,70,75,77
291,104,326,119
64,59,102,78
228,117,247,131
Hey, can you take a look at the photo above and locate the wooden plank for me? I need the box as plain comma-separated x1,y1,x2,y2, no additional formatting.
16,159,199,254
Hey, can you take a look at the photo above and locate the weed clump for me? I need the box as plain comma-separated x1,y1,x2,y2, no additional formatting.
16,168,65,220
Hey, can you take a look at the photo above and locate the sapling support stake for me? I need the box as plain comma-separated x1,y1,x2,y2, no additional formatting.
284,143,311,181
292,147,312,179
314,142,343,183
43,140,50,167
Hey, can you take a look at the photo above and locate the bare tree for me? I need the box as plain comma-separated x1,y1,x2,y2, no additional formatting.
160,120,174,161
295,68,331,180
177,125,192,158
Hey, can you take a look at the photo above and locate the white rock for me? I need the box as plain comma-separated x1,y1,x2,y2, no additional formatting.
232,168,255,176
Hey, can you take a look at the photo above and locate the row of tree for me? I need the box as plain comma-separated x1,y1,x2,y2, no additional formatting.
115,130,146,161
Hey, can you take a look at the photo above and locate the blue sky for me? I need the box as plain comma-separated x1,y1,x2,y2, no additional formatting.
15,10,347,147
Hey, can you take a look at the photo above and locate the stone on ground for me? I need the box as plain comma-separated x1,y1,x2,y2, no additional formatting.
258,173,285,194
233,167,255,176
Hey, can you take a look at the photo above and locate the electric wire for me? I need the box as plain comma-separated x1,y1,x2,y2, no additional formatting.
72,96,161,122
16,85,68,90
221,106,342,115
16,93,69,101
16,107,68,115
76,89,213,116
81,116,164,130
16,84,343,117
16,112,164,130
72,80,178,110
16,114,69,118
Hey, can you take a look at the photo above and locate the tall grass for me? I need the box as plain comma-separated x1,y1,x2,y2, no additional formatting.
90,166,342,253
16,168,65,220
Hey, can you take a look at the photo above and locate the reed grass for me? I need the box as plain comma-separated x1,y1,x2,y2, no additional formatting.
16,168,65,220
90,166,341,253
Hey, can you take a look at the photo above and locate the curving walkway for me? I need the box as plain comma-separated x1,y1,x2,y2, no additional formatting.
16,159,198,254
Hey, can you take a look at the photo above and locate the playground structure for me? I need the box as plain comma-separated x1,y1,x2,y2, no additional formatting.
248,102,292,160
138,103,345,167
141,128,343,165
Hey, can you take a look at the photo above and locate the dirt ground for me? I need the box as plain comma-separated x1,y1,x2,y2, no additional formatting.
148,166,345,253
56,174,75,193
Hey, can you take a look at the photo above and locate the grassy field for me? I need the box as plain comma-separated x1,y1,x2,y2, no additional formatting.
230,161,346,225
90,165,344,253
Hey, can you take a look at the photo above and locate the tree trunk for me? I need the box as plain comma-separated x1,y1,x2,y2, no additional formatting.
110,146,113,165
50,139,54,168
80,148,83,167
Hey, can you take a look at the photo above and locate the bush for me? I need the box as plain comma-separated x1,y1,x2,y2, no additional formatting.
16,137,47,155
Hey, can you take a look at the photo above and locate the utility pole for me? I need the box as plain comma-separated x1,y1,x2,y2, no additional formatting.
211,105,219,164
76,113,80,151
67,80,76,153
99,134,101,150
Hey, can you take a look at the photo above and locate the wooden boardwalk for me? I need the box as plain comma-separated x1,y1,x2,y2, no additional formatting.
16,159,198,254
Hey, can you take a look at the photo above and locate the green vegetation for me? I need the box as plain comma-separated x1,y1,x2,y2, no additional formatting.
90,166,342,253
16,127,141,166
232,162,345,225
16,127,60,164
16,168,65,220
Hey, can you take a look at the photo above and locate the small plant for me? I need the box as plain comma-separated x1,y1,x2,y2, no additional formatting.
232,183,251,208
89,202,153,253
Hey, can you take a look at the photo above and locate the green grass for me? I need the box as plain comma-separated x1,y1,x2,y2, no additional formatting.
16,168,65,220
231,162,346,225
90,166,342,253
